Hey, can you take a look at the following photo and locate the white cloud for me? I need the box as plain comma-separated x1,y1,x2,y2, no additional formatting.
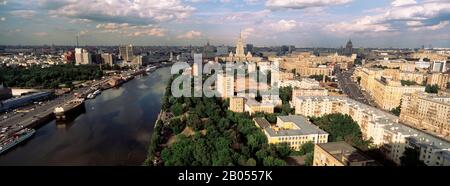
241,28,255,39
38,0,195,25
269,19,298,32
266,0,352,9
325,0,450,34
225,9,270,22
96,23,167,37
177,30,202,39
190,0,209,2
0,17,5,21
10,10,37,19
412,21,449,31
1,0,6,5
391,0,417,7
130,28,167,37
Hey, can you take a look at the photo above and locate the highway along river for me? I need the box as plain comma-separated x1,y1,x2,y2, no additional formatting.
0,67,171,165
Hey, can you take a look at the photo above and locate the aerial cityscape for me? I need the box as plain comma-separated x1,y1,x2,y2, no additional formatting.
0,0,450,168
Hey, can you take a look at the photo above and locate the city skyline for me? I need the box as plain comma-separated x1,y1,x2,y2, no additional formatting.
0,0,450,48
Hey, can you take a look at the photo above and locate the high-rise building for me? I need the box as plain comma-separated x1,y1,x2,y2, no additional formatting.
101,53,114,66
235,32,245,59
292,96,450,166
119,44,134,62
427,72,450,90
431,61,447,72
75,48,92,65
216,73,235,98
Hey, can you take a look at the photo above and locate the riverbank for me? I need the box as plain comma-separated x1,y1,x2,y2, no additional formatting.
0,67,172,165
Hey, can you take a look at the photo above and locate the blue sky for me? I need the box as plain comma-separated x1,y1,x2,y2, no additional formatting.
0,0,449,48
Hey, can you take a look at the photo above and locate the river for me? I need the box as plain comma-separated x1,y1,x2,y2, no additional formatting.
0,67,171,165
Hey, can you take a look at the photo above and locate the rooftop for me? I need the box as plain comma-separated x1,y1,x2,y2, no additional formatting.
294,95,450,155
264,115,328,137
316,141,376,165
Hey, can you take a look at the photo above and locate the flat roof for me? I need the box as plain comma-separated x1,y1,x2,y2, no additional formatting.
254,118,270,129
264,115,328,137
317,141,374,164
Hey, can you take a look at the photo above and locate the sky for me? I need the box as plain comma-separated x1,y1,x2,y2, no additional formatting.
0,0,449,48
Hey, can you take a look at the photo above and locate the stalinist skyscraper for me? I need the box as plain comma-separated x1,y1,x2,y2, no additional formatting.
235,32,245,59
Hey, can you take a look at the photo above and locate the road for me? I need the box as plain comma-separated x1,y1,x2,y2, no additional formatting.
335,67,373,105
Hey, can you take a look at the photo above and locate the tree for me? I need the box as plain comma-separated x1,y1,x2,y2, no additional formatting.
279,86,292,104
356,76,361,85
401,80,417,86
310,113,371,150
168,118,185,134
309,75,324,82
170,103,184,116
186,113,202,131
263,156,286,166
400,147,426,166
276,143,291,158
298,141,314,155
390,106,401,116
304,152,314,166
425,84,439,93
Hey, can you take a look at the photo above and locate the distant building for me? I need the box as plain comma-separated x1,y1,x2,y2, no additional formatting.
431,61,447,73
313,141,377,166
101,53,114,66
344,39,353,56
254,115,329,151
119,44,134,62
216,45,229,56
427,73,450,90
246,44,254,54
75,48,92,65
203,41,216,59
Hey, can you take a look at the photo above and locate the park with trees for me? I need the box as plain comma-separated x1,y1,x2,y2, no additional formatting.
0,64,103,89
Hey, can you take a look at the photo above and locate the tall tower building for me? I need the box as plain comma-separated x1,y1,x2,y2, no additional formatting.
235,32,245,59
216,73,235,98
119,44,134,62
75,48,92,65
101,53,114,66
344,39,353,56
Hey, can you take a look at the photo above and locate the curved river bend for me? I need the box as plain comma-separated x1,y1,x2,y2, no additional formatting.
0,67,171,165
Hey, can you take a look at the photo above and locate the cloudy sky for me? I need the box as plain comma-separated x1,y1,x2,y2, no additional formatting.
0,0,449,48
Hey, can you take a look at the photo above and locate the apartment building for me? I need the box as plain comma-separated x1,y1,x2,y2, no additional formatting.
427,73,449,90
254,116,329,151
313,141,377,166
292,96,450,166
372,78,425,110
400,93,450,140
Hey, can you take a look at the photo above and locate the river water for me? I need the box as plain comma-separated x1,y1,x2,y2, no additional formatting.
0,67,171,165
